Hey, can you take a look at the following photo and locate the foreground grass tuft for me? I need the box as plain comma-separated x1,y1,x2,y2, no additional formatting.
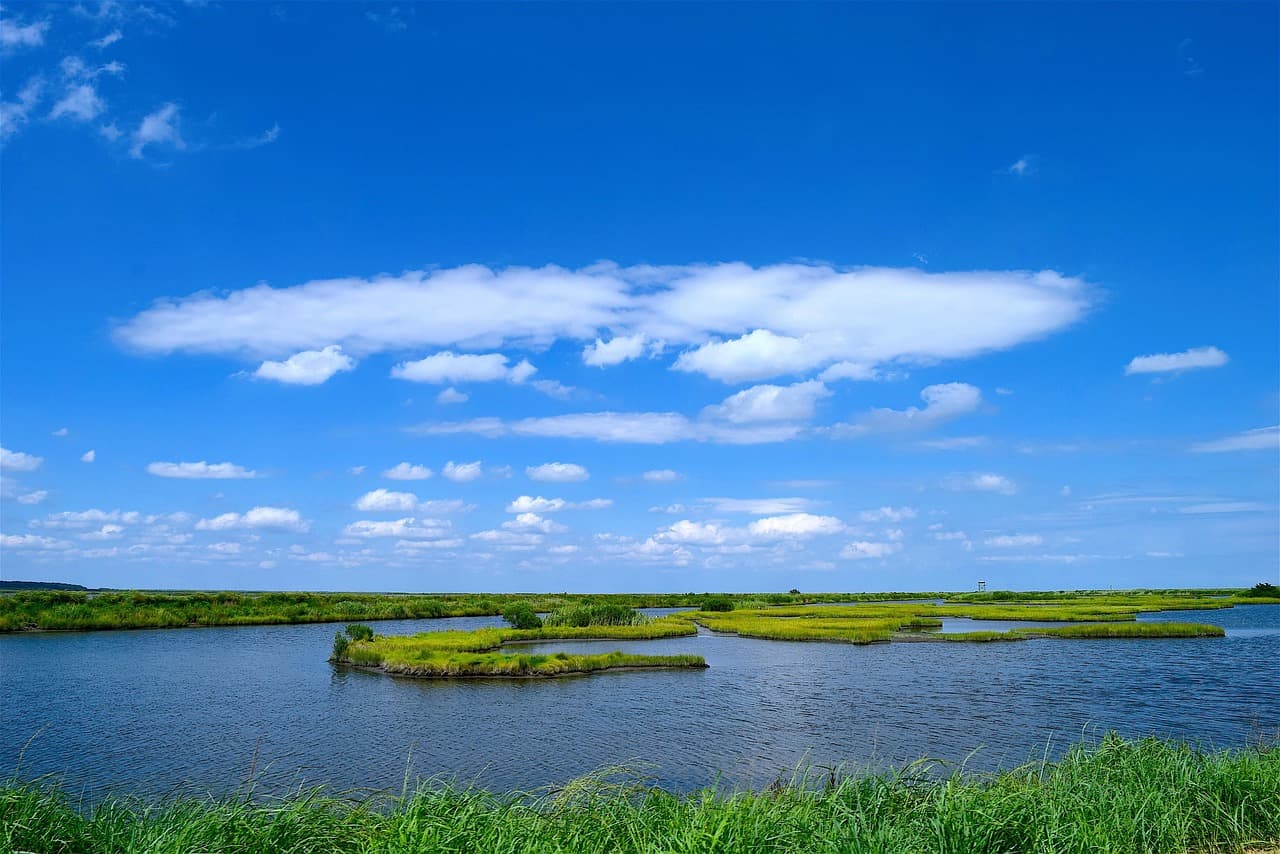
3,736,1276,853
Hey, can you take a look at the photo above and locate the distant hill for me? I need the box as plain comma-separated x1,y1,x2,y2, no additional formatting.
0,581,89,591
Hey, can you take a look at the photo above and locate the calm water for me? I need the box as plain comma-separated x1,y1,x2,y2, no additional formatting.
2,605,1277,800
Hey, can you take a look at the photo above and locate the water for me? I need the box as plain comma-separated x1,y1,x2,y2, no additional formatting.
2,606,1277,800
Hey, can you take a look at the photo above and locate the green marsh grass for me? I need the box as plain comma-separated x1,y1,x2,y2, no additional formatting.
4,736,1276,853
333,616,703,678
1013,622,1226,639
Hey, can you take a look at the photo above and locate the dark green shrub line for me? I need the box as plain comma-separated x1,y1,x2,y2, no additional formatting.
3,736,1276,853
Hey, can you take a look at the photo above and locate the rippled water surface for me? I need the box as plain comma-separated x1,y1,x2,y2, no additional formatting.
3,605,1277,799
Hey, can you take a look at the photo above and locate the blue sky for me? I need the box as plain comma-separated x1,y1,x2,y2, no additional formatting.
1,2,1276,593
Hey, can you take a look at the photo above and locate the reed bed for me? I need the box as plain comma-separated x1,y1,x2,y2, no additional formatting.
4,736,1276,853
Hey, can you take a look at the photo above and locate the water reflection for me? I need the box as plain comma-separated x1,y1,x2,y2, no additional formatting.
2,606,1276,801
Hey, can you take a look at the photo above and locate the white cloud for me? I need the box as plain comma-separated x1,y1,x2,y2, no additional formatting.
49,83,105,122
226,123,280,151
16,490,49,505
859,506,917,523
706,497,818,515
0,447,43,472
383,462,432,480
416,412,803,445
674,329,816,383
90,29,123,49
548,544,579,555
442,461,484,482
147,461,257,479
112,264,1090,385
1125,346,1228,375
0,16,48,48
392,351,520,384
747,513,844,538
253,345,354,385
436,387,468,404
985,534,1043,547
1,534,71,550
1006,156,1034,177
1190,425,1278,453
818,361,878,382
915,436,988,451
0,77,44,139
354,489,418,512
656,520,730,546
505,495,612,513
80,449,96,463
81,524,124,541
418,499,473,514
841,541,903,560
195,506,308,533
642,469,682,482
944,473,1017,495
502,512,566,534
348,465,366,475
129,102,183,159
582,334,651,367
1178,502,1268,515
51,427,69,437
703,380,830,423
344,517,451,539
208,542,242,555
526,462,589,482
844,383,983,435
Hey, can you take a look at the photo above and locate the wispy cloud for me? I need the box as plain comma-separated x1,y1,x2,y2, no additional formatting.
1125,346,1227,375
1190,425,1278,453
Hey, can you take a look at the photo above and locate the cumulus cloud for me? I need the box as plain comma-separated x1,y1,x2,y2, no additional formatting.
746,513,844,538
502,512,567,534
112,264,1090,385
703,380,830,423
842,383,983,435
505,495,612,513
196,506,308,532
944,473,1018,495
1190,425,1278,453
442,461,484,482
51,427,69,437
526,462,589,482
582,334,653,367
129,102,183,159
80,449,95,463
1125,346,1228,375
16,489,49,505
392,351,517,384
642,469,682,482
436,387,468,404
841,540,902,560
253,345,354,385
0,447,43,472
354,488,418,512
383,462,432,480
147,461,257,479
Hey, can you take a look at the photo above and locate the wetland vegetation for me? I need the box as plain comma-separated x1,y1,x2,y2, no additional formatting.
2,587,1270,633
4,735,1276,854
330,613,705,678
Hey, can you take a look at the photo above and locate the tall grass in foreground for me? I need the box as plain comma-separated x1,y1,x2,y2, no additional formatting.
3,736,1276,853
